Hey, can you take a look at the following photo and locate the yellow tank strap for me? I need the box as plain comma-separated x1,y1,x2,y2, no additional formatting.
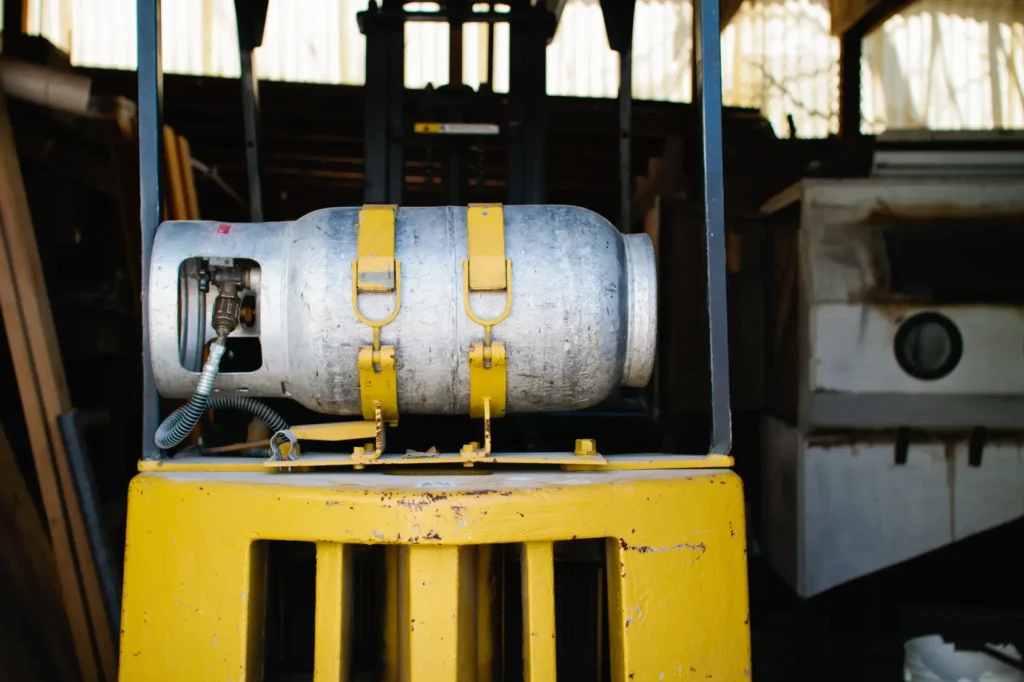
463,203,510,424
466,203,507,291
355,204,397,292
352,204,400,423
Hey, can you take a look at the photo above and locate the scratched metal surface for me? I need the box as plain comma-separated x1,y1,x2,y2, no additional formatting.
149,205,657,415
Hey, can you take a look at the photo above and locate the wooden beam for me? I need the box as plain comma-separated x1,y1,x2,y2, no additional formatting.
0,95,117,682
721,0,746,29
631,135,683,224
830,0,914,37
178,134,201,219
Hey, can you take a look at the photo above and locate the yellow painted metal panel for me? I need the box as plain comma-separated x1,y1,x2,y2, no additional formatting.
605,475,751,682
119,483,263,678
520,542,557,682
314,542,353,682
119,468,750,681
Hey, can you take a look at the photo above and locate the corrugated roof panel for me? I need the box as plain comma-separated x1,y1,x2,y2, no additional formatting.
19,0,1024,137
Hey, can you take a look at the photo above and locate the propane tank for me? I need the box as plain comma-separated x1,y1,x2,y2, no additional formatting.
149,205,656,415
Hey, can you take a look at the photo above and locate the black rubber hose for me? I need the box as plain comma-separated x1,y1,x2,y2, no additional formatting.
206,396,289,434
154,341,290,450
155,394,290,450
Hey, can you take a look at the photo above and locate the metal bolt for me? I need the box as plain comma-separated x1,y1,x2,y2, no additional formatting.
574,439,597,457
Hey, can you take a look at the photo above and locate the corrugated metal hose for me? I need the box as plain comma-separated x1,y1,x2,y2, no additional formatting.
154,341,288,449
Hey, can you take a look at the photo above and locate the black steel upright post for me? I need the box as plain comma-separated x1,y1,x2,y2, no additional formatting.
234,0,269,221
363,3,389,204
361,1,405,204
600,0,637,232
839,29,863,139
694,0,732,455
446,15,467,205
508,4,553,204
386,10,404,202
138,0,163,459
618,46,633,231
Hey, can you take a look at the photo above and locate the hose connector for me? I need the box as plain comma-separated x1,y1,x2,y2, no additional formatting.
154,338,227,450
196,341,227,396
212,282,241,338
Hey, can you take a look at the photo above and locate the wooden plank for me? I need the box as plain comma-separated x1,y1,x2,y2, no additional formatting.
107,121,142,303
163,125,188,220
0,424,78,682
177,134,201,219
631,136,683,224
0,95,116,682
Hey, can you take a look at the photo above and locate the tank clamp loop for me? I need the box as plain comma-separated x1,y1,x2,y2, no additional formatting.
353,205,400,423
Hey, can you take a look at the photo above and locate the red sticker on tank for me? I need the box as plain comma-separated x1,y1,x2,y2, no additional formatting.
216,224,231,234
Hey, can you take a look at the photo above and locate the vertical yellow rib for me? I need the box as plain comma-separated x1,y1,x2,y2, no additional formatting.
314,542,352,682
521,542,557,682
406,545,461,682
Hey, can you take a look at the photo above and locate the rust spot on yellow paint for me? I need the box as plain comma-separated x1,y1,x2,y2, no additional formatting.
619,538,706,554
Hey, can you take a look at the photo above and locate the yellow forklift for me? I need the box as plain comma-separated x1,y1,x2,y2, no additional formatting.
120,0,750,679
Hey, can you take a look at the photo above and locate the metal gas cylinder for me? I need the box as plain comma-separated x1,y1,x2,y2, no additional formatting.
149,205,656,415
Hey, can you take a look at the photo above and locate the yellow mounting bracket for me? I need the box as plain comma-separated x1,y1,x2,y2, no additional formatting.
461,204,510,458
352,205,400,424
268,409,382,464
460,397,495,462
